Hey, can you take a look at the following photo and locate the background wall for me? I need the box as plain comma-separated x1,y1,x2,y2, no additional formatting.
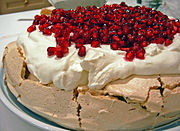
0,0,51,14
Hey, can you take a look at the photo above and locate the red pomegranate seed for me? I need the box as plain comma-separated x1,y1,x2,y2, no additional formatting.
39,18,47,25
153,30,159,35
111,42,118,50
84,25,89,30
76,43,83,48
165,39,172,46
138,35,146,43
27,25,36,33
47,47,56,56
33,20,39,25
140,41,149,47
43,28,52,35
62,47,69,54
178,28,180,33
117,30,123,36
38,25,44,31
127,34,134,42
120,47,130,51
55,46,63,58
62,41,69,48
156,37,165,44
102,35,109,43
42,23,49,28
125,51,135,61
91,40,100,47
78,46,86,57
92,32,98,39
109,31,117,36
118,41,125,46
146,30,153,37
56,51,63,58
75,39,85,44
113,35,120,42
54,31,61,38
173,26,178,32
136,49,145,59
123,25,130,35
34,15,42,21
175,21,180,27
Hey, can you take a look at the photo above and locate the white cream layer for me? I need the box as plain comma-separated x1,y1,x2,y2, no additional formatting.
17,30,180,90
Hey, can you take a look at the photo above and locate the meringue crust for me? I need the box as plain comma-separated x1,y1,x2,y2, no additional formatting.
3,42,180,130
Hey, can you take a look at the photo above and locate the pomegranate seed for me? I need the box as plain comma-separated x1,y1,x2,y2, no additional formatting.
75,39,85,44
138,36,146,43
109,31,117,36
42,23,49,28
34,15,41,21
84,25,89,30
118,41,125,46
76,43,83,48
39,18,47,25
123,25,130,35
54,32,61,38
111,43,118,50
78,46,86,57
92,32,98,39
146,30,153,37
27,25,36,33
56,51,63,58
62,41,69,48
136,49,145,59
38,25,44,31
33,20,39,25
165,39,172,46
56,37,65,45
102,35,109,43
47,47,56,56
117,30,123,36
120,47,130,51
113,35,120,42
156,37,165,44
127,34,134,42
43,28,52,35
91,40,100,47
178,28,180,33
175,21,180,27
62,47,69,54
55,46,63,58
140,41,149,47
173,26,178,32
125,51,135,61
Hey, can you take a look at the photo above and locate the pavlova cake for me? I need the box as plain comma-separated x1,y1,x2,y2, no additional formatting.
3,2,180,130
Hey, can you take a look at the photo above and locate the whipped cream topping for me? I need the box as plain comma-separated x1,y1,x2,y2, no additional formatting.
17,30,180,90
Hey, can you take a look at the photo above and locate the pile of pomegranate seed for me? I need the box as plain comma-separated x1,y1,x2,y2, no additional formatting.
27,2,180,61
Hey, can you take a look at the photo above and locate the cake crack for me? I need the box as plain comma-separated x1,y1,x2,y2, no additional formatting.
73,88,82,128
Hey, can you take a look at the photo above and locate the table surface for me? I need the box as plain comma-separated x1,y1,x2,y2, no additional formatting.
0,1,180,131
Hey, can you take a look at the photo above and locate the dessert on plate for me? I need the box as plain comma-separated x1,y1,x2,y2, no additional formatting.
2,2,180,131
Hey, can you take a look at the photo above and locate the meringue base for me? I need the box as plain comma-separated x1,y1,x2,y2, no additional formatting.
3,42,180,130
